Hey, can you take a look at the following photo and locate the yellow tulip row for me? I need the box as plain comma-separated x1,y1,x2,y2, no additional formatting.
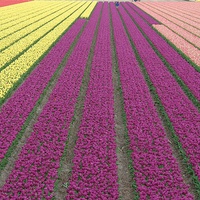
0,2,64,32
80,1,97,19
0,2,74,49
0,1,78,67
0,1,90,99
0,2,51,24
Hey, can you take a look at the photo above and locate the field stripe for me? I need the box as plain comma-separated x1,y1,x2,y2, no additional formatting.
128,3,200,103
0,1,33,20
0,2,65,39
0,1,78,67
0,3,102,199
143,2,200,33
122,2,200,197
0,2,89,101
0,2,59,28
145,2,200,25
111,3,194,199
0,18,86,170
147,2,200,18
0,3,74,49
134,3,200,49
0,0,31,8
80,1,97,18
157,3,200,21
152,24,200,67
66,3,119,199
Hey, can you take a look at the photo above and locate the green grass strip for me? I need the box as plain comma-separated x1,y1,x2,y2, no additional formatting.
0,2,87,107
53,3,102,195
109,4,140,200
119,5,200,199
0,3,91,172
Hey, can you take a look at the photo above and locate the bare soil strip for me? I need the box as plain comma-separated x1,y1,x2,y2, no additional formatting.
53,6,103,200
0,20,87,189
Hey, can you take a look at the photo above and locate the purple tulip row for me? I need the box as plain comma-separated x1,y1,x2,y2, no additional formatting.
0,4,102,199
127,3,200,102
66,3,118,200
111,3,193,199
0,19,85,162
123,3,200,179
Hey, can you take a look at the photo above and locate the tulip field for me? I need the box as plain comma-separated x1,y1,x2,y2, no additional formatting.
0,1,200,199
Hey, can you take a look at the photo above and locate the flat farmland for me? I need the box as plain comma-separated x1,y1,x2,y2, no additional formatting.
0,1,200,199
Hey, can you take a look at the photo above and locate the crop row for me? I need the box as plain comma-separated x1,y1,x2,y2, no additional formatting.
122,1,200,192
0,2,60,28
0,2,67,41
152,24,200,66
111,3,193,199
147,2,200,20
66,3,118,199
0,1,80,67
128,3,200,103
80,1,97,19
0,0,31,8
0,2,101,199
0,18,85,166
143,2,200,35
0,1,90,100
136,3,200,48
135,2,200,66
148,4,200,28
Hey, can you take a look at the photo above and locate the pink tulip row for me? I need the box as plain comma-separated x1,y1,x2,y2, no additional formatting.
147,2,200,15
135,3,200,49
152,24,200,66
142,2,200,31
0,4,102,199
0,19,85,162
146,2,200,24
123,1,200,181
66,3,119,199
128,3,200,101
111,3,193,199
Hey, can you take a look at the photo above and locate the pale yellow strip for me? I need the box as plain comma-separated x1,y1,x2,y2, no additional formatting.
80,1,97,19
0,1,77,67
0,2,74,47
0,1,90,99
0,2,48,22
0,2,62,28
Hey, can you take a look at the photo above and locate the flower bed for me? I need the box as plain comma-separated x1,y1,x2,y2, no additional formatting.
0,18,85,166
0,0,31,7
0,3,102,199
111,3,193,199
0,1,89,100
122,1,200,187
127,3,200,101
66,3,118,199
